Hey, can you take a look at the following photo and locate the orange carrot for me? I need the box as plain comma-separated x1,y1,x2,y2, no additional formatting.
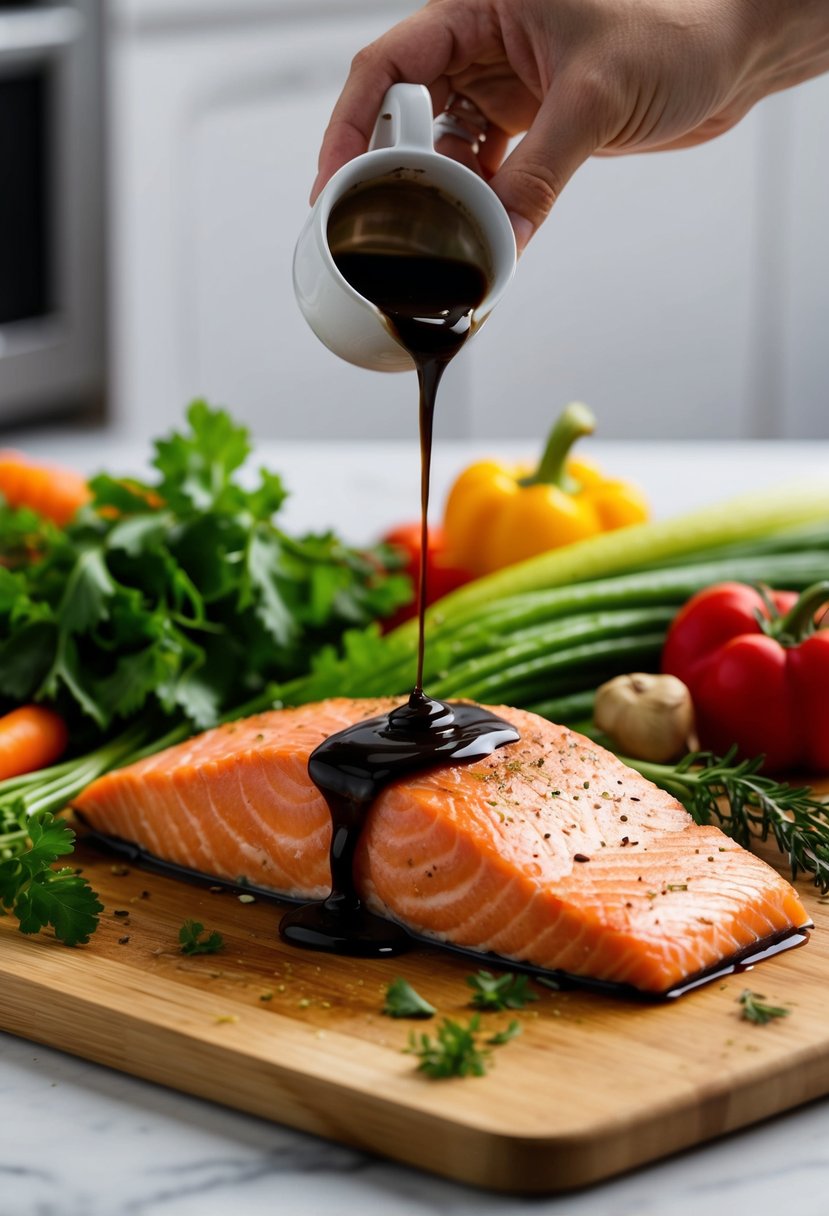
0,706,69,781
0,450,91,526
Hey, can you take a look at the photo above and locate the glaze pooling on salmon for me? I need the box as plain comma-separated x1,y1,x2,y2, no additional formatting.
73,699,809,994
281,694,520,955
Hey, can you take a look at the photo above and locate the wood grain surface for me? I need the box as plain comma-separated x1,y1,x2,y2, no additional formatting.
1,821,828,1195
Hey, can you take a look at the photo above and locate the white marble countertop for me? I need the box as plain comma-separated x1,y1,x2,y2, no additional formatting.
3,429,829,1216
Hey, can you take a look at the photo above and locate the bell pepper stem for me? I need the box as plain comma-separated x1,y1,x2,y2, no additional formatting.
771,579,829,645
520,402,596,492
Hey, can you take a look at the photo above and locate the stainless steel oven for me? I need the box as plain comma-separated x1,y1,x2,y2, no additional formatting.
0,0,104,428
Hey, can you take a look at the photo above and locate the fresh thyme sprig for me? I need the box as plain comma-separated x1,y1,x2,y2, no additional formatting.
628,748,829,891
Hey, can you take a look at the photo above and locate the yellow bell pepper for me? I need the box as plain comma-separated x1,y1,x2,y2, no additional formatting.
442,403,649,577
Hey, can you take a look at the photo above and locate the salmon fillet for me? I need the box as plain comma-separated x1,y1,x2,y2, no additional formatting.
73,699,808,993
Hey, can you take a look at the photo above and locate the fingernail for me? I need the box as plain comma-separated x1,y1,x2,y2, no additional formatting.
508,212,534,254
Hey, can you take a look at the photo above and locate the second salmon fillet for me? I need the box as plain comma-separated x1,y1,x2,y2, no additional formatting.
73,698,808,993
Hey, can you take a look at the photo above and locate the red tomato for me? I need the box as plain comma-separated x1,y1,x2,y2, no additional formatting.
381,522,473,628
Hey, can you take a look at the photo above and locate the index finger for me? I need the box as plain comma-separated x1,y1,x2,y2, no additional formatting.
310,1,501,202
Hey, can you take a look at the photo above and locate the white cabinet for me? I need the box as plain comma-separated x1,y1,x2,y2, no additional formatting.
106,0,829,441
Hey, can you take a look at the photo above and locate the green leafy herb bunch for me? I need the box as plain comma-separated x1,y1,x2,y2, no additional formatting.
0,401,409,741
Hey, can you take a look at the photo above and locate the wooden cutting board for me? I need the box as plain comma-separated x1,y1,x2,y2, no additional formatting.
1,825,829,1195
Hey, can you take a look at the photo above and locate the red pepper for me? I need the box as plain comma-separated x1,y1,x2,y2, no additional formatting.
662,580,829,773
380,522,473,629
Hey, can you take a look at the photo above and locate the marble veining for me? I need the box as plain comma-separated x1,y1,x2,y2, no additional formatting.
4,1029,829,1216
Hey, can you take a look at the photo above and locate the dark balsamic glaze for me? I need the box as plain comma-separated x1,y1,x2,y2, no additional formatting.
278,699,519,955
329,248,488,691
281,188,520,955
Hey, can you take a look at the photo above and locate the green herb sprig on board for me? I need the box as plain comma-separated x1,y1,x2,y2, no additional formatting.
738,989,791,1025
0,805,102,945
406,1014,521,1079
466,969,538,1012
178,919,224,956
627,749,829,892
383,978,436,1019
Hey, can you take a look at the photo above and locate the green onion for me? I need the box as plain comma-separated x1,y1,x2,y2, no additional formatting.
282,536,829,707
417,482,829,627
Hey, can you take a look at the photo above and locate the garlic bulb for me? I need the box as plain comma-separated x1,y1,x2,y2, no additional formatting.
593,673,696,763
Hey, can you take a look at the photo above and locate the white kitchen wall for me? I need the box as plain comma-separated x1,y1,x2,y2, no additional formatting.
780,75,829,438
106,0,829,442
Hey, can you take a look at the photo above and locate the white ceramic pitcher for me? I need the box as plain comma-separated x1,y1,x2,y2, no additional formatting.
293,83,516,372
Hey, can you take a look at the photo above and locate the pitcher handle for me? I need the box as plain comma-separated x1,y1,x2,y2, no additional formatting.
368,83,435,153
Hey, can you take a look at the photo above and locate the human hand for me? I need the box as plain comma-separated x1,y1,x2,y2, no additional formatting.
311,0,827,250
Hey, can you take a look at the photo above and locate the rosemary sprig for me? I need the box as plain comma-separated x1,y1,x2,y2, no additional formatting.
628,748,829,891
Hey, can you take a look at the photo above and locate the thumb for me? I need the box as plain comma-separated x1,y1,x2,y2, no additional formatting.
489,78,603,251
